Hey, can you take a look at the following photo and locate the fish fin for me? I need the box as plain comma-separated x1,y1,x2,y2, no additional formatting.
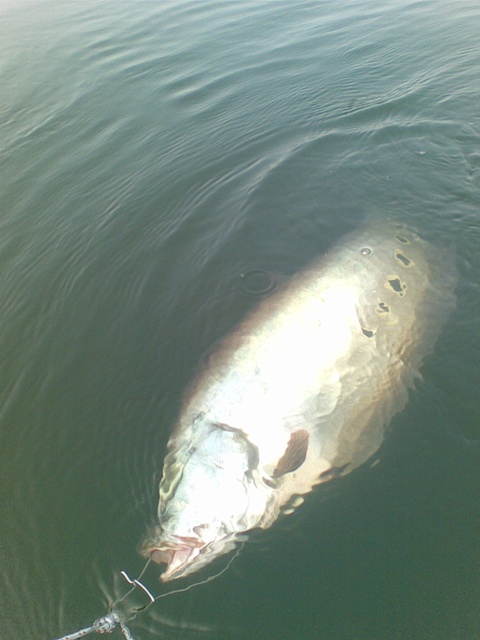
273,430,309,477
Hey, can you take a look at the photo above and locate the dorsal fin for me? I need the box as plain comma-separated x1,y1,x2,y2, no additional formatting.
273,430,309,477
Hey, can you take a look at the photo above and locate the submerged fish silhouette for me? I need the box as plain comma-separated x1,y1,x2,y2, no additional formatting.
141,219,455,581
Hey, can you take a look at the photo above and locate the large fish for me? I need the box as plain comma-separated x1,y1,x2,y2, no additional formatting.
141,219,455,581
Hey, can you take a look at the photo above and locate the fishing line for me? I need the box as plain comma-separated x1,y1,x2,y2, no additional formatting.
109,557,152,611
120,541,245,623
152,542,243,602
53,542,244,640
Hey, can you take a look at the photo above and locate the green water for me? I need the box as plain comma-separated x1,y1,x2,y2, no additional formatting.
1,1,479,638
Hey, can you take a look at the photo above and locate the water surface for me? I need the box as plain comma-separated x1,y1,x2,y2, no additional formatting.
1,1,479,638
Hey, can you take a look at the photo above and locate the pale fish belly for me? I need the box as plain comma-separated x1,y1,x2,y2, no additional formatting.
142,220,456,581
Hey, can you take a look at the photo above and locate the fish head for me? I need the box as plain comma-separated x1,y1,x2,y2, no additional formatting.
141,421,273,581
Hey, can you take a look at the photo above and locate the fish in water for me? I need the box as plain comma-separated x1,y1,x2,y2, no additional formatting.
141,219,456,581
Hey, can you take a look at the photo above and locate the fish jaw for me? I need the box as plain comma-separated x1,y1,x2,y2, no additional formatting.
149,538,203,581
144,533,239,582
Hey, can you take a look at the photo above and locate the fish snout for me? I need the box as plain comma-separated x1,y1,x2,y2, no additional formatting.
147,534,206,581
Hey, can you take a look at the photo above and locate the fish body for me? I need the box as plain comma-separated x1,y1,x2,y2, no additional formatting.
142,220,455,581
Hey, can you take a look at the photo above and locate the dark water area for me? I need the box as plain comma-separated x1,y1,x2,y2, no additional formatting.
1,1,479,638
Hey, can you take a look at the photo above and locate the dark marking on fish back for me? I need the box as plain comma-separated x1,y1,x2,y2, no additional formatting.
395,252,413,267
387,276,406,296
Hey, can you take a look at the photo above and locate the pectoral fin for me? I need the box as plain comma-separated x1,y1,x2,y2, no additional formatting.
273,430,309,477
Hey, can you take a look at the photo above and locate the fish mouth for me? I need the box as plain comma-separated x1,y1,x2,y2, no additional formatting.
147,535,206,582
141,529,240,582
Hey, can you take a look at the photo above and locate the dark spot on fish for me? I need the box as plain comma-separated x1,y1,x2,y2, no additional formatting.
395,234,409,244
361,328,375,338
319,463,350,481
395,252,412,267
377,301,390,314
387,277,406,296
319,467,334,480
273,430,309,478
